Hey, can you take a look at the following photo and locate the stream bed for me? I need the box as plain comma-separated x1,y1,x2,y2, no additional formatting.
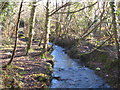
50,44,111,88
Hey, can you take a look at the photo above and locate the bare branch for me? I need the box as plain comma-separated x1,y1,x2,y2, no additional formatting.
49,2,71,16
56,2,97,14
82,17,107,38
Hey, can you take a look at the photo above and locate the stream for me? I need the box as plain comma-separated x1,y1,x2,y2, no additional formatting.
50,44,111,88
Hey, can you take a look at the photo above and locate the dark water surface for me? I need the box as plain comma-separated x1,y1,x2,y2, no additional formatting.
50,44,111,88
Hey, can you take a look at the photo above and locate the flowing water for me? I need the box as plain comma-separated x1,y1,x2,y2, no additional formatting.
50,44,111,88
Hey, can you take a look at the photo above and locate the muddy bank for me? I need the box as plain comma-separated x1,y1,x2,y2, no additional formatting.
50,36,119,89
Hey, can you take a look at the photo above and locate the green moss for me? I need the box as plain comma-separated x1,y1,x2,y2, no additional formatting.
46,63,53,70
96,67,101,71
80,49,109,63
32,73,48,77
19,71,27,75
31,73,51,83
1,66,24,88
29,48,34,52
20,36,25,39
34,39,39,42
105,59,119,70
7,64,14,69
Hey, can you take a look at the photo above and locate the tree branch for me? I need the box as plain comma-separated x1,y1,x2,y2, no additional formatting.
55,2,97,14
49,2,71,16
82,17,106,38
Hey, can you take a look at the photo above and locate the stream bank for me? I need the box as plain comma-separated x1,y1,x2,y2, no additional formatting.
50,44,111,88
50,36,119,89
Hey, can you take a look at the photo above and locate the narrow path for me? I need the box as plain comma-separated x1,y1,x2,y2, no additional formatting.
1,38,51,88
50,45,111,88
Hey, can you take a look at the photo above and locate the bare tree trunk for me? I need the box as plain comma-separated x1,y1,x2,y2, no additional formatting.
41,1,72,55
26,0,36,55
2,0,23,68
51,0,59,47
38,33,44,46
42,0,50,53
110,1,120,60
58,1,64,37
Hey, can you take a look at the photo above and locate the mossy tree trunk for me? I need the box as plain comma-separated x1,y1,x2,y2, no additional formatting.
42,0,50,54
110,1,120,60
26,0,36,55
118,2,120,26
52,0,59,45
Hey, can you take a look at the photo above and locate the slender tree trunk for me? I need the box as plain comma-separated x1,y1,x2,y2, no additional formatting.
118,2,120,26
43,0,50,53
110,1,120,60
51,0,59,47
117,2,120,44
41,1,72,54
2,0,23,68
26,0,36,55
59,5,64,36
38,33,44,46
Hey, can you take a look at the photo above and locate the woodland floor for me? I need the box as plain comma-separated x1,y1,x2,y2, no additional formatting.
0,38,53,88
